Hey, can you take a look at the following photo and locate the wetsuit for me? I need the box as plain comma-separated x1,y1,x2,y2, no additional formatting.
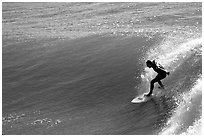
146,60,167,96
151,60,167,82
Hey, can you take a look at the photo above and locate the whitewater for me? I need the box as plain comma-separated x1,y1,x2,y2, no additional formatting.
2,2,202,135
142,38,202,135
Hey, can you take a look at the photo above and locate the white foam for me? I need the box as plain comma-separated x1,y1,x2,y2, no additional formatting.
159,77,202,135
146,38,202,71
137,73,150,95
181,117,202,135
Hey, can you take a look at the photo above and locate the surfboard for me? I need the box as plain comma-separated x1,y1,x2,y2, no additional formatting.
131,94,152,103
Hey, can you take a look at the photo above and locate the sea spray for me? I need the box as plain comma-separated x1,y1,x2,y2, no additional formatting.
146,38,202,71
159,77,202,135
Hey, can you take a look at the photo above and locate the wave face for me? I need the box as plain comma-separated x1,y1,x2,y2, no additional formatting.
2,2,202,135
141,38,202,135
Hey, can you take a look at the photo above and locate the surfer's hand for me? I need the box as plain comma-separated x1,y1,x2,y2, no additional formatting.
166,72,170,75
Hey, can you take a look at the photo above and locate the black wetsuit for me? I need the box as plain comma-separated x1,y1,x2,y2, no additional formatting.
146,61,167,96
151,61,167,82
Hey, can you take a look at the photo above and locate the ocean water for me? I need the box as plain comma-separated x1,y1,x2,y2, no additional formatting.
2,2,202,135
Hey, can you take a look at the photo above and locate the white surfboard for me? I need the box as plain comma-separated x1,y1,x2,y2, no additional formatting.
131,94,152,103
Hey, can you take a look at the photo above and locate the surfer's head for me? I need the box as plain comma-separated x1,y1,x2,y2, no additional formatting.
146,60,153,68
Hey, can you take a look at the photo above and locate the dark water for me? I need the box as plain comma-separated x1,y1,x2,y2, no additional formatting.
3,35,162,134
2,2,202,135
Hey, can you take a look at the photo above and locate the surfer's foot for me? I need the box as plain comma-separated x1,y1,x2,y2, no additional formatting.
158,86,165,89
144,94,151,97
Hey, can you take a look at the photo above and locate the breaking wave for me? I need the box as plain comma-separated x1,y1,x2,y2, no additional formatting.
140,37,202,135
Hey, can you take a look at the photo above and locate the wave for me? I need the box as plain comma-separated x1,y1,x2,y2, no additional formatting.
160,77,202,135
139,37,202,135
2,2,202,135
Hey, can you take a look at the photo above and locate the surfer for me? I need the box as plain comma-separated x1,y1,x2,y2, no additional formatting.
145,60,170,97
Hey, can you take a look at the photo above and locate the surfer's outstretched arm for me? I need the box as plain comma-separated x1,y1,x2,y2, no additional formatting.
146,79,157,96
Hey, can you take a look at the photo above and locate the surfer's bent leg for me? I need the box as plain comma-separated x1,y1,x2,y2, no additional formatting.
147,74,166,96
157,73,166,88
158,80,164,88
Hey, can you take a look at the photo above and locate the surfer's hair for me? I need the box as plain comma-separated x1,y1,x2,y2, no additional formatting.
146,60,152,64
